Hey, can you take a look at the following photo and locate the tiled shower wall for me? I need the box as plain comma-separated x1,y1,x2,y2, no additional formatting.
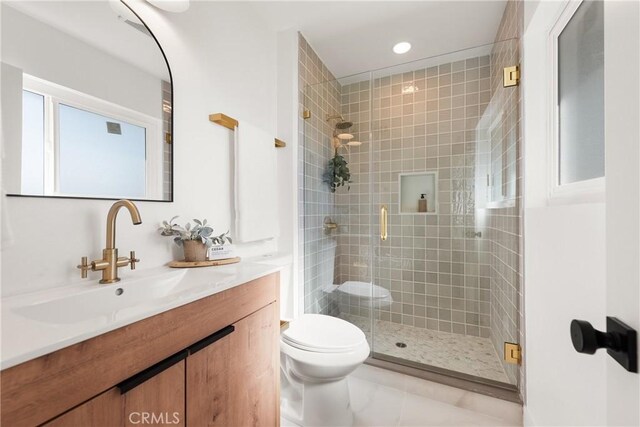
336,57,495,339
488,0,525,389
298,34,342,315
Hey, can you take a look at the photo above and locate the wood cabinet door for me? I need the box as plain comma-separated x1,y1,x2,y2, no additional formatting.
44,388,123,427
186,303,279,427
123,360,186,427
186,329,233,427
44,358,186,427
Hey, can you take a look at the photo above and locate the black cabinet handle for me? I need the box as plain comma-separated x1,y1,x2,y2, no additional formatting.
118,349,188,394
187,325,234,355
570,317,637,373
117,325,235,394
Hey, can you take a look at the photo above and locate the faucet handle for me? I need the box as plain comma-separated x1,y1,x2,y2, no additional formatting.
77,256,90,279
130,251,140,270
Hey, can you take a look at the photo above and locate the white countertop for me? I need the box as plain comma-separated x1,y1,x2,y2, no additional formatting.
1,261,281,370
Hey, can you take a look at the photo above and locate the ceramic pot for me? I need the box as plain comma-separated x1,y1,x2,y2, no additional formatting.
183,240,208,262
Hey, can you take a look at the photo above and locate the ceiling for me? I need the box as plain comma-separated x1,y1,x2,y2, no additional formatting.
251,1,508,78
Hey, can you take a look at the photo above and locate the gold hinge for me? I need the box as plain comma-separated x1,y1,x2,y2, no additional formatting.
165,132,172,144
503,65,520,87
302,109,311,119
504,342,522,364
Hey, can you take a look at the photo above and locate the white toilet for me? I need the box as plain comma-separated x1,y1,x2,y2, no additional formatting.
280,314,370,426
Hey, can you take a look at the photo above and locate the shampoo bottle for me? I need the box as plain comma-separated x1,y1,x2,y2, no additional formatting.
418,194,428,212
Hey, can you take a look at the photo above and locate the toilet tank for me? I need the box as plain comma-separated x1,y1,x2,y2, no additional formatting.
251,252,294,320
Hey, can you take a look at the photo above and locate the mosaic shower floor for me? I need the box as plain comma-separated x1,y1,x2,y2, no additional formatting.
339,313,510,384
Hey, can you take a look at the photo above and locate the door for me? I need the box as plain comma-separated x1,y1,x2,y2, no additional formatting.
186,326,235,426
604,1,639,425
122,359,186,427
523,0,639,425
186,304,279,427
44,357,186,427
44,388,123,427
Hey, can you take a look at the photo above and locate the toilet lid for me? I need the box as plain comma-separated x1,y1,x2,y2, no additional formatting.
338,281,391,299
282,314,366,353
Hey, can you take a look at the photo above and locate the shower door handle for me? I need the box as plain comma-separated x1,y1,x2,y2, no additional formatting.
380,205,388,241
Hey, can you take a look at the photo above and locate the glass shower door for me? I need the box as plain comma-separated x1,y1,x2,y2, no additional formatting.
301,71,374,347
369,40,521,387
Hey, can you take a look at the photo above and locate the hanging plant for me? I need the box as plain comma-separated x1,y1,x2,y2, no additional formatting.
323,150,352,193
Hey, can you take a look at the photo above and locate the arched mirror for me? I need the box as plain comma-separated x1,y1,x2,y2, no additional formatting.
1,0,173,201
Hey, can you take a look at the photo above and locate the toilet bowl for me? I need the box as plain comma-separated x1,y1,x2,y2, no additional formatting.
324,280,394,309
280,314,370,426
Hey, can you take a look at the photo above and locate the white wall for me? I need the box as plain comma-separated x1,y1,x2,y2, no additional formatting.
275,28,300,320
523,1,606,425
1,1,278,297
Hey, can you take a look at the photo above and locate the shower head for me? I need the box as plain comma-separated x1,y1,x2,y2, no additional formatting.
326,114,353,130
335,120,353,130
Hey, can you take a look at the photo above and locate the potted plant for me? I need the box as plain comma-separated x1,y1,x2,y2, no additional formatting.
159,217,232,262
323,151,352,193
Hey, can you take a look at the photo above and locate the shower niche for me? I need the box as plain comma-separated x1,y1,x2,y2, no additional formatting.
398,172,438,214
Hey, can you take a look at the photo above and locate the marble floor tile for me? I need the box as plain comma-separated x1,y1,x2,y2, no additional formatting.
281,416,300,427
350,376,405,427
456,391,523,425
398,392,517,427
281,364,523,427
340,314,511,384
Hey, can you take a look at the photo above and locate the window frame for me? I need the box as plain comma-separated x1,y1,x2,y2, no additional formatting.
22,74,163,199
547,0,605,205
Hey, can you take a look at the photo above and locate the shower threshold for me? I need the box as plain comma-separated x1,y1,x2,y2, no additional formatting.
339,313,520,401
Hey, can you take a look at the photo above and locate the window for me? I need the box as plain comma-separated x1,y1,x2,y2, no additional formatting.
21,75,162,198
551,0,605,199
58,104,147,197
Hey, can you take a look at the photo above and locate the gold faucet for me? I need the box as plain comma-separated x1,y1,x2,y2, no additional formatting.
77,200,142,284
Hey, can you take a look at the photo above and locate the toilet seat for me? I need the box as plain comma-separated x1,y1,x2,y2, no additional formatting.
282,314,366,353
338,281,391,300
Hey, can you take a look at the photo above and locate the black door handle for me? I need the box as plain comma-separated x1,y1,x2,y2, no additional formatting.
118,349,189,394
570,317,637,373
187,325,234,355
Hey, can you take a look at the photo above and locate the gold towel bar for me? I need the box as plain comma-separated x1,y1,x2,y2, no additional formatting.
209,113,286,148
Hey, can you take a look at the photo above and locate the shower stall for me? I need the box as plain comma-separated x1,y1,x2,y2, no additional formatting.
301,39,522,394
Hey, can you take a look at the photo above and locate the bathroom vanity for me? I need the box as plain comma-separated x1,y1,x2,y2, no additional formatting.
0,267,280,427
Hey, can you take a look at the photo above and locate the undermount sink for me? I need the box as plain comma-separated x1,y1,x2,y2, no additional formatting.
11,267,233,325
1,260,281,370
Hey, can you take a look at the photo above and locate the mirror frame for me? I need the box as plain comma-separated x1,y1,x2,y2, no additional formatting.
5,0,174,203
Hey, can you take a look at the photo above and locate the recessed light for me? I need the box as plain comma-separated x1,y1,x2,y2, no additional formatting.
393,42,411,54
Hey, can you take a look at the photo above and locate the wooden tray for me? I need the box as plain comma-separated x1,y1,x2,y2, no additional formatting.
168,257,241,268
